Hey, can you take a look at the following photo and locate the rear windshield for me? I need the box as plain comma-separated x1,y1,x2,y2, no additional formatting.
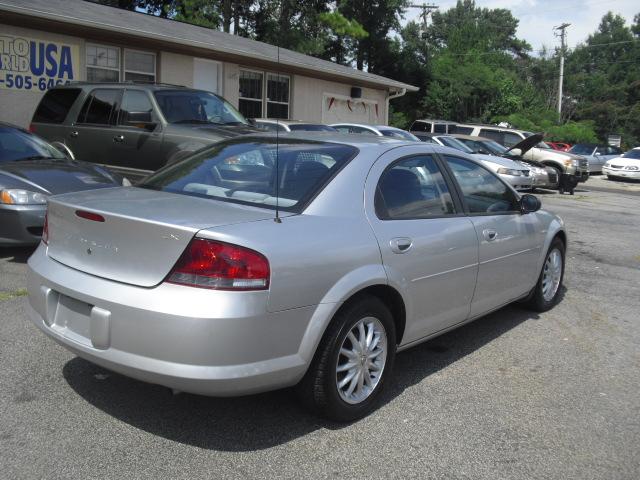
437,136,474,153
139,139,357,212
569,144,596,155
32,88,81,124
380,129,419,141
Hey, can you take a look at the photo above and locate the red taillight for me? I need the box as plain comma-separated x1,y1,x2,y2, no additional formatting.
42,210,49,245
75,210,105,222
167,239,270,290
28,123,35,133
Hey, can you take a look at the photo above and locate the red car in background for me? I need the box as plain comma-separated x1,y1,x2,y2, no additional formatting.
548,142,572,152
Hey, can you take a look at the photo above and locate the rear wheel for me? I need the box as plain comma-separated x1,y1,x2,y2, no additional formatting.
296,295,396,422
525,238,565,312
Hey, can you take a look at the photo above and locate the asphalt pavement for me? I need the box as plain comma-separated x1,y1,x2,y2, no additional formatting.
1,176,639,479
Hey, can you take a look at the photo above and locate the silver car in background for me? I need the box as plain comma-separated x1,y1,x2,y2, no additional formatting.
330,123,420,141
27,135,566,421
413,133,533,191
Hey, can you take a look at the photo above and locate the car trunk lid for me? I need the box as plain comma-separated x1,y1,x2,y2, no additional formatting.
46,187,287,287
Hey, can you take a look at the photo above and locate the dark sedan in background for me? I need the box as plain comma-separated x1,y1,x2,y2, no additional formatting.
0,123,125,246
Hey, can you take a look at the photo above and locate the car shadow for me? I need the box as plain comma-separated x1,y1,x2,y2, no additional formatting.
0,246,36,264
62,302,547,452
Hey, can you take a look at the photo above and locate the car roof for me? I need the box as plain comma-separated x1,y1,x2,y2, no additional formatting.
255,119,326,126
50,82,198,92
330,123,376,128
412,119,456,124
450,134,495,142
215,132,481,158
329,123,407,133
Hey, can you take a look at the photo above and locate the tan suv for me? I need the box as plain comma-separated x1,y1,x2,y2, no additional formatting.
454,123,589,184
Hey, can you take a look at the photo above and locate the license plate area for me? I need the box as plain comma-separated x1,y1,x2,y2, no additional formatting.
52,294,93,347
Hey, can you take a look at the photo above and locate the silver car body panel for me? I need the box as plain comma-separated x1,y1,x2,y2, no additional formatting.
28,136,565,396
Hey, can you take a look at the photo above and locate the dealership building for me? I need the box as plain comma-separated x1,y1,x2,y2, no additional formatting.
0,0,417,128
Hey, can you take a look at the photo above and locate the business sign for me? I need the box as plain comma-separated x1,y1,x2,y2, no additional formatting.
607,134,622,147
0,35,80,91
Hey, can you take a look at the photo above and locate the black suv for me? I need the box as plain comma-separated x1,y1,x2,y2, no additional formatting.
30,83,257,176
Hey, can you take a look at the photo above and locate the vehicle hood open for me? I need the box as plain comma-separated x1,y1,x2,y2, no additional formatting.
507,133,545,156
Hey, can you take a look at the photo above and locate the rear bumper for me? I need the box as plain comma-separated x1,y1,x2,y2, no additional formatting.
27,244,318,396
0,204,45,246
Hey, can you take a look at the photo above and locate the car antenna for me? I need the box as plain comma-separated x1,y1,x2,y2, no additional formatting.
274,43,282,223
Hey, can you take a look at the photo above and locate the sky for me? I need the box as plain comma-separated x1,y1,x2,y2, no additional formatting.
403,0,639,54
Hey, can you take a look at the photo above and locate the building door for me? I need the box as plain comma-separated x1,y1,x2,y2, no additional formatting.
193,59,221,94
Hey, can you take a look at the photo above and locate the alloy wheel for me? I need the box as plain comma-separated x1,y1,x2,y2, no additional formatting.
542,248,563,301
335,316,388,405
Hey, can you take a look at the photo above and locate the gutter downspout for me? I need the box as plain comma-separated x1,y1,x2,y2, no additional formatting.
385,88,407,125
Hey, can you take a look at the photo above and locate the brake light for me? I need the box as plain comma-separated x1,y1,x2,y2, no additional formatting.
75,210,105,222
167,239,270,290
42,210,49,245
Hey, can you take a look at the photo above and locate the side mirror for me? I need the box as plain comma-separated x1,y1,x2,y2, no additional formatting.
247,118,257,126
520,194,541,214
594,152,601,156
510,148,522,156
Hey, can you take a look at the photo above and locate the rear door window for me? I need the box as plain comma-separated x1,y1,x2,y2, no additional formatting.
479,128,503,144
375,155,456,219
32,89,82,124
503,132,522,147
77,89,121,125
433,124,447,133
411,121,431,132
444,155,519,214
452,126,473,135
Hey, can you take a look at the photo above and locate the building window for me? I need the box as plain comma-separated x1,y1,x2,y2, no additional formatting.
86,44,120,82
124,49,156,82
238,69,290,119
239,70,263,118
266,73,289,119
86,44,156,83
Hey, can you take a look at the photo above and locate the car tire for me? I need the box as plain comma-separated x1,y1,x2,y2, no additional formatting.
296,295,396,422
525,238,566,312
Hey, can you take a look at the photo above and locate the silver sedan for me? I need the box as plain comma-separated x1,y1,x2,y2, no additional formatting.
27,134,566,421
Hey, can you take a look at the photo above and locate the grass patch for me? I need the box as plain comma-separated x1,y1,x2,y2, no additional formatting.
0,289,28,301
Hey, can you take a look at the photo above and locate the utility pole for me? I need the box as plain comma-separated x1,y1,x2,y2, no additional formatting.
409,3,439,39
554,23,570,121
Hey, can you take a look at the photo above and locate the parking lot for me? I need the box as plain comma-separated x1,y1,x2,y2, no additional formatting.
1,176,639,480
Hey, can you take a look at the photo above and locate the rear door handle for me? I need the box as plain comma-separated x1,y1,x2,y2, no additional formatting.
70,131,79,138
483,229,498,241
113,135,124,143
390,237,412,254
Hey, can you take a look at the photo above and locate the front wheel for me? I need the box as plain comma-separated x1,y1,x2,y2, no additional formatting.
296,295,396,422
525,238,565,312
